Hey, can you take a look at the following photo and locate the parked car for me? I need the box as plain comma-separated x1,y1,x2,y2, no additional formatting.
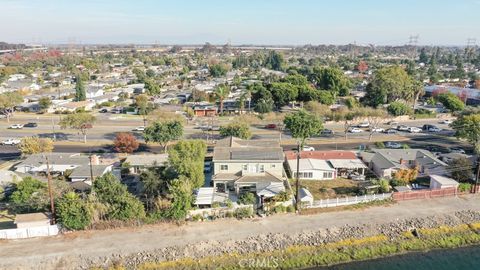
384,128,397,134
265,124,277,129
370,127,385,133
320,129,334,136
133,126,145,131
302,146,315,151
208,126,220,131
422,124,436,131
24,122,38,128
348,127,363,133
8,124,23,129
385,141,403,149
1,138,21,145
357,122,370,128
99,108,109,113
387,120,399,126
450,148,466,154
440,119,453,125
407,127,422,133
396,125,409,132
428,126,442,132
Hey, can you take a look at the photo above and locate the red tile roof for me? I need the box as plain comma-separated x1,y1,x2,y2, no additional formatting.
284,151,357,160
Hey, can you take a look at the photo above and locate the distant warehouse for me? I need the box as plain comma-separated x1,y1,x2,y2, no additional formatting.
424,85,480,105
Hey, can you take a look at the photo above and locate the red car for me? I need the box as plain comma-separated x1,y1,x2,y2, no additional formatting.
265,124,277,129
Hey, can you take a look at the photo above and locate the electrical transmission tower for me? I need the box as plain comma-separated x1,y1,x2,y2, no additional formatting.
467,38,477,48
408,35,419,60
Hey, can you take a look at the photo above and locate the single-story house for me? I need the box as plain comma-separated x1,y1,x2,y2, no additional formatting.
284,151,367,180
54,100,96,112
15,213,51,228
15,153,93,174
70,164,113,182
193,104,217,117
123,154,169,174
360,149,447,179
429,175,459,190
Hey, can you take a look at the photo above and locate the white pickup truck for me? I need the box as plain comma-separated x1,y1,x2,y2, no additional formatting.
1,138,21,145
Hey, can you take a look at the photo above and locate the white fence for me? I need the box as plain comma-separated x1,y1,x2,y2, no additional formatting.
307,193,392,209
0,224,60,239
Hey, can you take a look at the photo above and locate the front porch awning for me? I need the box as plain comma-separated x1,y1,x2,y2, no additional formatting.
256,182,285,197
328,159,368,170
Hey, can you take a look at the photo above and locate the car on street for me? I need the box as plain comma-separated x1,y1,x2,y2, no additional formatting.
1,138,21,145
302,146,315,151
265,124,277,129
384,128,397,134
99,108,109,113
396,125,409,132
407,127,422,133
320,129,334,136
385,141,403,149
348,127,363,133
440,119,453,125
8,124,23,129
133,126,145,131
357,122,370,128
450,148,466,154
387,120,399,126
24,122,38,128
370,127,385,133
428,126,442,132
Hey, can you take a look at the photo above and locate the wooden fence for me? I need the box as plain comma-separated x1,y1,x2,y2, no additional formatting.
392,187,457,201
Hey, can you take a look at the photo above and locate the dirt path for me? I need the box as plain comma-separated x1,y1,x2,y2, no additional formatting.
2,195,480,269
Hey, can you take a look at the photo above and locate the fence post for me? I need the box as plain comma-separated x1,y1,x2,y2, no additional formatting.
320,199,322,207
356,195,358,202
336,197,339,206
373,193,376,201
326,198,329,207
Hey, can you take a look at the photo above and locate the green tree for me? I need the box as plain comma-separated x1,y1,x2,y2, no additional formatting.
449,157,473,183
167,140,207,189
254,98,274,114
310,67,351,98
134,94,151,126
93,173,145,221
0,91,23,122
140,169,167,202
419,48,429,63
59,113,96,143
284,110,323,146
38,97,52,112
56,192,91,230
364,66,415,107
387,101,413,116
18,136,54,156
144,120,183,151
165,176,193,220
209,63,228,77
74,75,86,101
144,79,161,95
451,114,480,153
219,122,252,139
9,177,47,213
269,82,298,107
214,84,230,114
437,93,465,112
264,50,284,71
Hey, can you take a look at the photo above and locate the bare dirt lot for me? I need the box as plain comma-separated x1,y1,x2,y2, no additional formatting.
2,195,480,269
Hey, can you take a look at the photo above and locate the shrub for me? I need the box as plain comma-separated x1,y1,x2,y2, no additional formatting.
225,199,233,209
387,101,412,116
225,211,234,218
238,192,256,205
234,207,254,219
211,202,221,208
286,205,295,212
56,192,92,230
274,205,286,213
458,183,472,192
375,141,385,149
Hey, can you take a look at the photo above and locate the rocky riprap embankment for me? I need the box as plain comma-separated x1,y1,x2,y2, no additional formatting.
75,210,480,269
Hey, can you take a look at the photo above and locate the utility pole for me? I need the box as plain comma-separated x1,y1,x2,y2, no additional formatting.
45,156,56,225
51,116,56,141
295,142,301,212
89,153,95,182
475,157,480,193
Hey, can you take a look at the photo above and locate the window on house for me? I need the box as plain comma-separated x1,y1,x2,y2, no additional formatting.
259,165,265,173
306,172,313,178
220,165,228,171
271,164,276,168
242,164,248,171
323,172,333,179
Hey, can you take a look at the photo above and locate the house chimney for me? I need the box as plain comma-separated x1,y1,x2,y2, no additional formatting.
399,158,404,165
90,155,100,165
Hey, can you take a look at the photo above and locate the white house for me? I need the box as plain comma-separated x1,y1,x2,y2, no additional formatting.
287,158,336,180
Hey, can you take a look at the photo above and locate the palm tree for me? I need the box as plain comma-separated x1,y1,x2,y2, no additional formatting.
215,84,230,114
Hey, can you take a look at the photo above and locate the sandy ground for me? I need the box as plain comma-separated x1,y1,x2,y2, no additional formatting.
2,195,480,269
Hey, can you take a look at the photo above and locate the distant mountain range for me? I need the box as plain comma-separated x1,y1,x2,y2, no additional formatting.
0,42,28,50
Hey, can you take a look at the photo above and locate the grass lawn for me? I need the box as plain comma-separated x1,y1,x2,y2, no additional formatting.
292,178,361,200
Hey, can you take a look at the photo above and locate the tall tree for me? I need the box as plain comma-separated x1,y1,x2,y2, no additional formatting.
219,122,252,139
0,91,23,122
283,109,323,147
214,84,230,114
75,75,86,101
144,120,183,152
56,192,92,230
114,132,139,154
18,136,54,156
310,67,351,98
168,140,207,189
451,113,480,153
38,97,52,113
134,94,151,126
59,113,96,143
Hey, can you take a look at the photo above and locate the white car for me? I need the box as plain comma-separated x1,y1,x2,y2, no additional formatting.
1,138,21,145
348,127,363,133
396,125,410,132
358,122,370,128
450,148,466,154
440,119,453,125
408,127,422,133
133,126,145,131
428,127,442,132
8,124,23,129
385,141,403,149
370,127,385,133
302,146,315,151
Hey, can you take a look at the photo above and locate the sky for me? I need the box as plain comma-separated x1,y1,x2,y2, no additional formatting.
1,0,479,46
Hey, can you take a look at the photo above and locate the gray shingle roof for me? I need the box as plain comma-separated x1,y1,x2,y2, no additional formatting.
213,137,283,161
